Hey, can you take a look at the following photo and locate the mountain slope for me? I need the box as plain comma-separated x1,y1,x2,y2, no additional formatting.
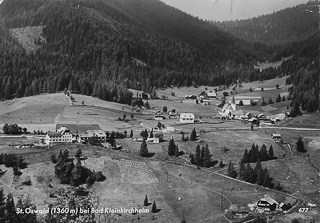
0,0,266,103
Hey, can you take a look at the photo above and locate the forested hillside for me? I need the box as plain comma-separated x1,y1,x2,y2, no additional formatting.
214,1,319,113
214,3,318,43
0,0,269,103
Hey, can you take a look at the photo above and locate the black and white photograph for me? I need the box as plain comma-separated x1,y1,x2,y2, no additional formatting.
0,0,319,222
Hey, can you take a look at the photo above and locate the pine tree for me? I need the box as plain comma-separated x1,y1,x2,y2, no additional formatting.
296,136,306,153
194,145,201,166
5,193,17,223
139,140,149,157
0,189,5,222
256,168,265,186
259,144,269,161
203,145,211,167
228,161,237,178
174,145,180,157
239,162,246,180
130,130,133,138
168,138,176,156
269,98,273,104
150,128,154,138
75,149,82,158
268,145,274,158
245,163,254,183
262,169,271,188
70,159,82,186
151,201,157,213
241,148,249,163
144,195,149,206
190,128,197,141
190,153,194,164
219,159,224,168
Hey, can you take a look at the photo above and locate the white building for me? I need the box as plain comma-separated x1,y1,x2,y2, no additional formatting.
45,126,74,144
207,91,217,98
77,130,106,143
219,95,236,117
179,113,195,123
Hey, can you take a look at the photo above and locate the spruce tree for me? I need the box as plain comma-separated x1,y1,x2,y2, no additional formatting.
296,136,306,153
174,145,180,157
259,145,269,161
150,129,154,138
245,163,254,183
5,193,17,223
194,145,201,166
262,169,271,188
219,159,224,168
228,161,237,178
139,140,149,157
190,128,197,141
168,138,176,156
268,145,274,158
75,149,82,158
0,189,5,222
256,168,265,186
239,162,246,180
203,145,211,167
241,148,249,163
144,195,148,206
70,159,82,186
130,130,133,138
190,153,194,164
151,201,157,213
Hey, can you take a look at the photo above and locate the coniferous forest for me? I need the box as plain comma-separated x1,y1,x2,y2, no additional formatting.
0,0,318,112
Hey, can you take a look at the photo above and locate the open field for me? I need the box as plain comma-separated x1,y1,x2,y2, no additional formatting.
10,26,44,53
0,88,320,222
254,56,292,70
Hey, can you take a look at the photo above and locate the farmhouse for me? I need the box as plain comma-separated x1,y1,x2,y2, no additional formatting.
207,91,217,98
77,130,107,143
179,113,195,123
45,126,74,144
256,195,281,212
272,134,282,142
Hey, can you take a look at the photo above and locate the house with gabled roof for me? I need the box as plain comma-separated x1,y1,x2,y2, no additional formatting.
45,126,74,144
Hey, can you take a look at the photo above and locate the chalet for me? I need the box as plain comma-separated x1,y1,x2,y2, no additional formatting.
179,113,195,123
77,130,107,143
272,134,282,142
257,195,281,212
45,126,74,144
207,91,217,98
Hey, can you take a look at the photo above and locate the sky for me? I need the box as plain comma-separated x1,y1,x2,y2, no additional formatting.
159,0,310,21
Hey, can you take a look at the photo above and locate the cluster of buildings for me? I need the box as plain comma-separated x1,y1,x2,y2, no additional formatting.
44,126,107,145
248,195,285,213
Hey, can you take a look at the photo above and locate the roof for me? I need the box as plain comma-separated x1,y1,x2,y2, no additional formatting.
272,134,282,138
264,195,278,205
207,92,217,97
47,132,61,137
180,113,195,118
